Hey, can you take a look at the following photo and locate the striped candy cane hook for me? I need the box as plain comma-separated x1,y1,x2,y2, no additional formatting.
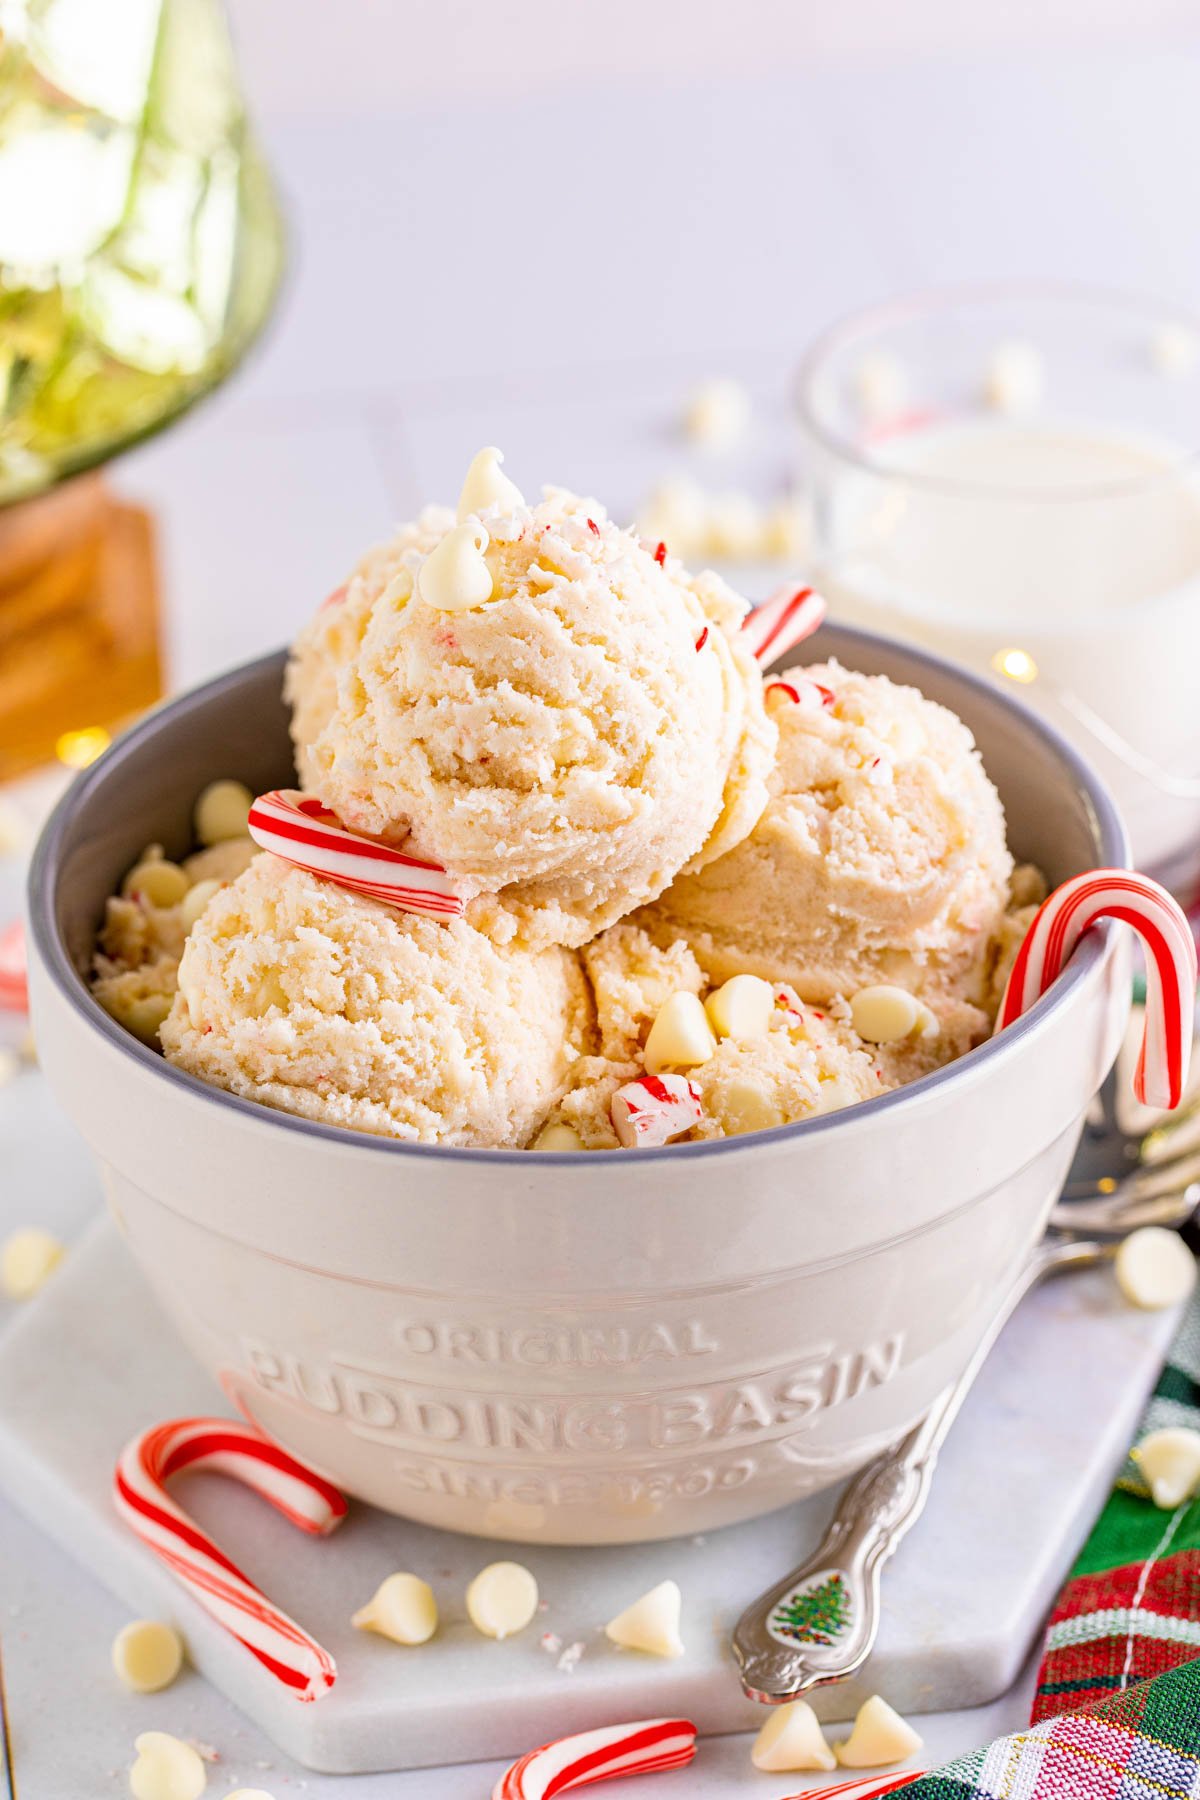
248,790,464,920
742,586,827,667
114,1418,347,1701
781,1774,927,1800
995,870,1196,1110
493,1718,697,1799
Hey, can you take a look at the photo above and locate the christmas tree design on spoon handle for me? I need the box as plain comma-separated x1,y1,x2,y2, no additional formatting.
771,1571,853,1647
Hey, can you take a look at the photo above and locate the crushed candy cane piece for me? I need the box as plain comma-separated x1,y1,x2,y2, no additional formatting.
765,677,836,711
611,1074,703,1148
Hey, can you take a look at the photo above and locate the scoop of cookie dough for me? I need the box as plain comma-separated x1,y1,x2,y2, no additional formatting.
646,659,1015,1010
161,853,593,1146
287,466,775,949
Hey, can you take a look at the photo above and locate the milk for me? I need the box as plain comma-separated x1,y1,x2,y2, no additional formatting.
813,419,1200,887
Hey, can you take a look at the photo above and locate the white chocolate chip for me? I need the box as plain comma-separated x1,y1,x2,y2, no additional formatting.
636,476,707,558
849,985,921,1044
419,524,494,612
751,1700,837,1773
834,1695,924,1768
684,377,751,449
115,992,174,1047
456,446,525,521
1131,1427,1200,1509
1150,324,1199,377
180,879,223,931
644,992,717,1075
604,1579,684,1658
854,349,908,421
123,860,190,909
112,1620,184,1692
1,1227,64,1299
984,341,1044,414
714,1077,785,1137
1114,1227,1197,1311
763,495,811,561
465,1561,538,1640
706,491,765,560
129,1731,207,1800
531,1121,585,1151
352,1572,438,1646
704,974,774,1043
193,780,253,847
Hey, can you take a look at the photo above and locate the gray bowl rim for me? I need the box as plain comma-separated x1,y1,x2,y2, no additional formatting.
27,623,1130,1166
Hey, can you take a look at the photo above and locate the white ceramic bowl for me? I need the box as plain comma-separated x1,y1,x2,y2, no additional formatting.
27,625,1130,1545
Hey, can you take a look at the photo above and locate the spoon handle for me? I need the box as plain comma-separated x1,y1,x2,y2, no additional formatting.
731,1235,1104,1703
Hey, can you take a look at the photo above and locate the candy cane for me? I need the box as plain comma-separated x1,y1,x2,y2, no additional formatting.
0,919,27,1013
611,1074,703,1148
114,1418,347,1701
780,1772,927,1800
248,790,464,920
742,586,827,667
765,677,836,712
492,1718,697,1800
995,870,1197,1110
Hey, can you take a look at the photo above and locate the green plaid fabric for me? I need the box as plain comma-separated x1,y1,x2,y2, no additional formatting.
896,1292,1200,1800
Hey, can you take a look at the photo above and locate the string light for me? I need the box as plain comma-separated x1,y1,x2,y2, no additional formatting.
55,726,111,769
991,647,1039,684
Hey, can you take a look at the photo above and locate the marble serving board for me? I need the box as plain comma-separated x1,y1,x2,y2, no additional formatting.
0,1216,1179,1776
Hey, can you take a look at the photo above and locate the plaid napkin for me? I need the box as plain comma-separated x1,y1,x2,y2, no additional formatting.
900,1294,1200,1800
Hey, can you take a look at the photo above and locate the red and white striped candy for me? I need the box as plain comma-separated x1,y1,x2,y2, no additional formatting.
765,677,836,712
611,1074,703,1148
114,1417,347,1701
742,586,827,667
492,1718,697,1800
0,918,27,1013
995,869,1197,1110
780,1771,927,1800
248,790,464,921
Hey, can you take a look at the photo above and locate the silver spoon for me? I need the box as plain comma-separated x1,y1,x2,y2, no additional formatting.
731,1182,1197,1705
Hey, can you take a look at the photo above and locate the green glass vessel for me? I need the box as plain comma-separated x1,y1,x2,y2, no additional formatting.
0,0,284,504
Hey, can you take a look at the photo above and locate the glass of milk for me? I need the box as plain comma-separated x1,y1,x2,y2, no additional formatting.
798,283,1200,895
